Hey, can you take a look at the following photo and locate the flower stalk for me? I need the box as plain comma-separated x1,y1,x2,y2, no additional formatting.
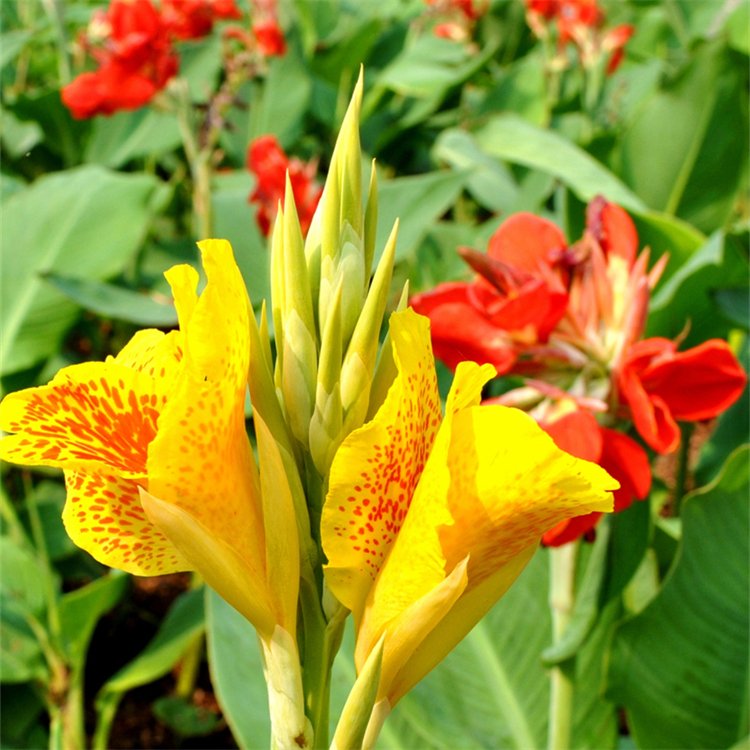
547,542,578,750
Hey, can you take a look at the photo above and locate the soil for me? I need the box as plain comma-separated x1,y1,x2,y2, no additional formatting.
86,573,239,750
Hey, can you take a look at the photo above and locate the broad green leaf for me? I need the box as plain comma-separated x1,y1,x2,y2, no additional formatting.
0,539,49,618
606,446,750,749
647,230,748,344
618,41,747,232
434,129,519,213
603,499,652,604
713,287,750,329
542,524,611,666
0,683,46,746
205,589,269,750
1,166,160,375
476,51,547,126
84,109,181,168
628,209,705,279
376,34,495,100
0,614,47,684
99,587,204,695
473,115,646,213
94,588,205,748
58,574,128,667
0,30,30,70
18,481,76,562
152,695,221,737
376,170,468,262
696,338,749,485
211,170,271,304
384,549,618,749
43,273,178,327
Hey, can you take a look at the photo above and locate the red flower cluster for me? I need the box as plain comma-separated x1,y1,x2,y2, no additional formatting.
525,0,633,74
62,0,243,119
246,135,322,237
424,0,487,42
412,198,747,545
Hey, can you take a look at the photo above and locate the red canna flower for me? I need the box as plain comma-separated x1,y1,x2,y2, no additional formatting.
539,409,651,546
246,135,321,237
410,213,569,373
617,338,748,454
161,0,242,41
252,18,286,56
62,0,178,119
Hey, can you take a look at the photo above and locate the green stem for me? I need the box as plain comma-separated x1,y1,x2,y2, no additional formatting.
547,543,578,750
41,0,71,85
673,422,694,517
23,472,61,641
174,83,214,240
299,579,346,748
176,573,205,699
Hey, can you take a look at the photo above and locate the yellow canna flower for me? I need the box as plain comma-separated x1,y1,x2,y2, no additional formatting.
0,239,299,643
322,308,617,733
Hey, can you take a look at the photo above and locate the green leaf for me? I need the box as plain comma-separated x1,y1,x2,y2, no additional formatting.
433,129,519,213
1,166,160,374
376,35,489,99
618,41,748,232
647,230,748,345
0,30,31,70
211,170,271,304
0,539,49,618
98,587,205,697
58,573,128,667
18,481,76,562
713,287,750,329
473,115,646,213
205,589,268,750
43,273,178,327
542,523,611,666
152,695,221,737
384,549,618,749
376,170,468,262
606,445,750,749
0,614,47,684
84,109,181,169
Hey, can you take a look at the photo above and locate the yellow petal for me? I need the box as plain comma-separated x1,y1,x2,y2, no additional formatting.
355,358,495,646
146,240,268,614
63,470,188,576
391,404,616,702
113,329,182,401
256,414,300,634
439,405,615,582
0,362,161,477
164,263,199,329
139,488,275,637
358,557,468,701
322,308,441,618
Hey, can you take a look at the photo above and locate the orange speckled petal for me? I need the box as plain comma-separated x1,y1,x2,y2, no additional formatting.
323,308,442,618
358,360,495,639
147,240,267,591
0,363,162,477
62,470,189,575
114,329,183,401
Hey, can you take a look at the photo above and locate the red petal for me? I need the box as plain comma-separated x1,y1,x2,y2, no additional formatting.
487,213,567,274
599,427,651,511
542,512,602,546
587,197,639,265
543,409,603,462
640,339,747,421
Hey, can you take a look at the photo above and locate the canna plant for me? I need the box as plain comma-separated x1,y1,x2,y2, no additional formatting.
0,74,618,750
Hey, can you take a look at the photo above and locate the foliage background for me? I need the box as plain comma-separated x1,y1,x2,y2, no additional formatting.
1,0,748,748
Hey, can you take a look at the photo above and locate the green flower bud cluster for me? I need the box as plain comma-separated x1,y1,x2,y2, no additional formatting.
261,71,401,497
